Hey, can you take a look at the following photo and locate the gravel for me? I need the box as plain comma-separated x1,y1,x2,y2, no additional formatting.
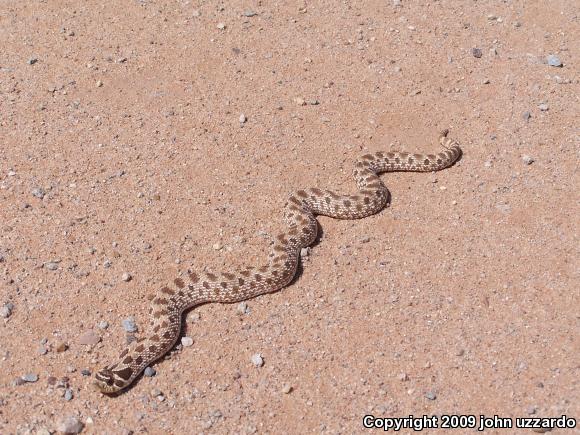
522,155,535,165
57,416,84,434
122,317,138,333
45,261,59,270
538,103,549,111
144,367,156,377
64,388,74,401
237,302,249,315
281,384,293,394
522,111,531,121
425,391,437,400
27,57,38,65
97,320,109,329
31,187,45,199
546,54,562,67
251,353,264,367
239,113,247,124
0,303,13,318
56,342,68,352
22,373,39,383
471,47,483,58
181,336,194,347
121,272,132,282
78,330,101,345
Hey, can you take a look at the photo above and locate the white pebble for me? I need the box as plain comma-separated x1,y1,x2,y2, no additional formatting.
121,272,132,282
57,416,84,434
237,302,249,315
239,113,247,123
522,155,534,165
251,353,264,367
181,336,194,347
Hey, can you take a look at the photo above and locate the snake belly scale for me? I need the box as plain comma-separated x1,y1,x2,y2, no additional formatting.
94,129,461,393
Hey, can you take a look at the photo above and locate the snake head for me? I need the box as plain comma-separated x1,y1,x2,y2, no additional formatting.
94,368,123,394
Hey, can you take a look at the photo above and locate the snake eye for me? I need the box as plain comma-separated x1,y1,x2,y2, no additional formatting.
106,376,114,386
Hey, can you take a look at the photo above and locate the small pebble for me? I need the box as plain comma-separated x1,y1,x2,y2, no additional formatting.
122,317,138,333
81,369,91,376
31,187,45,199
217,22,226,30
181,336,194,347
96,80,103,87
546,54,562,67
150,388,162,397
97,320,109,329
251,353,264,367
38,345,48,355
538,103,549,111
293,97,306,106
144,367,156,377
121,272,132,282
57,416,84,434
78,330,101,345
14,377,26,386
471,47,483,58
360,236,370,243
239,113,247,124
281,384,293,394
22,373,39,383
522,111,531,121
237,302,249,315
243,10,257,17
192,9,200,17
399,372,409,381
425,391,437,400
45,261,58,270
522,155,534,165
28,57,38,65
0,303,13,318
527,405,538,415
64,388,74,401
56,342,68,352
212,242,222,250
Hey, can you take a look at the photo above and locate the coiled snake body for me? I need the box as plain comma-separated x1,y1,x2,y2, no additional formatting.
95,130,461,393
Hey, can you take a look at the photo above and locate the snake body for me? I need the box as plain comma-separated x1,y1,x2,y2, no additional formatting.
95,129,461,393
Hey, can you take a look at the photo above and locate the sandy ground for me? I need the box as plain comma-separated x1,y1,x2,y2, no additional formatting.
1,1,578,434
